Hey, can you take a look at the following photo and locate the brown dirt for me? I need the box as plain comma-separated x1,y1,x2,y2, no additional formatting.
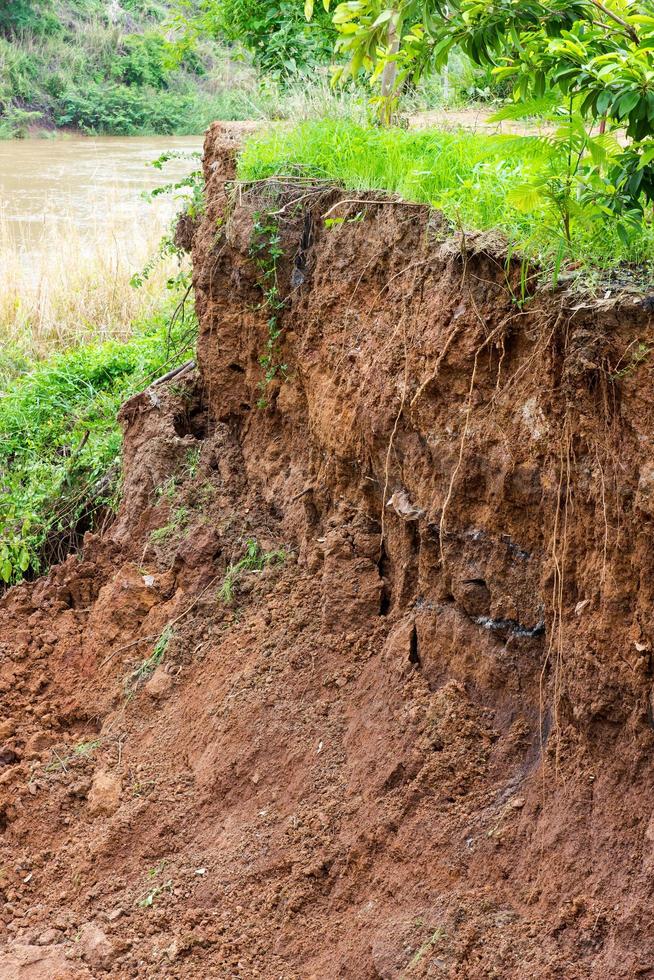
2,122,654,978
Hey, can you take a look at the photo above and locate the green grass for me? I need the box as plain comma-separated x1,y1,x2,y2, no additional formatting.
126,626,172,696
218,539,286,603
237,118,654,272
0,302,196,584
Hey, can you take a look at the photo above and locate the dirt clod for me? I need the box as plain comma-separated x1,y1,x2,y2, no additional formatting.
145,667,173,700
78,923,116,972
87,771,121,817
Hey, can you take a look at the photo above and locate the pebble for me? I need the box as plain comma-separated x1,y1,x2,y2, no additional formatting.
145,667,173,700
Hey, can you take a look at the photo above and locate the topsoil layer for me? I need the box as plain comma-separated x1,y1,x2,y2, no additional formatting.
2,123,654,978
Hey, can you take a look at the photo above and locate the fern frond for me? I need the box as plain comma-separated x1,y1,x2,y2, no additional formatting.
507,183,546,212
587,131,621,165
489,93,560,122
487,133,555,162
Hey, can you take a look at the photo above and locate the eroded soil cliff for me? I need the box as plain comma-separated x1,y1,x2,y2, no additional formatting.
2,124,654,978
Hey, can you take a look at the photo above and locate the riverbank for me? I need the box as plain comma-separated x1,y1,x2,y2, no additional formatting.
1,124,653,976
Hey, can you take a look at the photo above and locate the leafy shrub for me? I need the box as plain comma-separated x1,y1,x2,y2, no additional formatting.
113,33,171,89
177,44,206,76
120,0,168,19
54,83,195,134
188,0,336,76
0,105,42,137
0,0,58,37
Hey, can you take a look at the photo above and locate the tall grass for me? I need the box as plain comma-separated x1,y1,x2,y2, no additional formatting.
0,196,195,582
257,75,370,123
237,119,654,271
0,207,183,364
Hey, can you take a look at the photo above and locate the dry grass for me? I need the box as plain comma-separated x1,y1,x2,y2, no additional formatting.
0,203,184,361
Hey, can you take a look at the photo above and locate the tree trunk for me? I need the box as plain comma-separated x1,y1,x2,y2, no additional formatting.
380,13,400,126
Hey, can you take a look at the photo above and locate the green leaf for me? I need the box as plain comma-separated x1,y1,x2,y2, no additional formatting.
507,183,545,212
637,145,654,169
617,222,631,246
617,91,641,120
371,9,392,27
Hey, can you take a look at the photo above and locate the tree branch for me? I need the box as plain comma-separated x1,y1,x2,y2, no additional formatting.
588,0,638,43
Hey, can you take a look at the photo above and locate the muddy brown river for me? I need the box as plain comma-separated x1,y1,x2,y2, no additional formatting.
0,134,203,254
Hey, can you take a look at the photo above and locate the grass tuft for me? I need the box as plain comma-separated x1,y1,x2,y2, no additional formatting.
218,539,286,604
126,626,173,694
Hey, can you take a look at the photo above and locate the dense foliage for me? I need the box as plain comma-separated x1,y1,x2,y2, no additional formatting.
177,0,336,75
0,0,56,36
0,0,256,136
303,0,654,243
317,0,654,128
54,84,208,136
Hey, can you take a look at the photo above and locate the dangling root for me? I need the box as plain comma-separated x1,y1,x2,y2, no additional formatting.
380,316,409,560
437,320,507,566
410,321,462,409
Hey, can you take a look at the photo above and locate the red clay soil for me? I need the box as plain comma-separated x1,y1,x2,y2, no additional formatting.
2,123,654,978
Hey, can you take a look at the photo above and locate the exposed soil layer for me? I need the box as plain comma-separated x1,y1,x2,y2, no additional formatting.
3,123,654,978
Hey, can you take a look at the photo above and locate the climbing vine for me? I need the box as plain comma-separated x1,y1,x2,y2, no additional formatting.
130,150,203,291
249,211,288,408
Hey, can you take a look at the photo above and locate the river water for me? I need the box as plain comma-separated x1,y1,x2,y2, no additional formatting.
0,134,203,256
0,135,206,358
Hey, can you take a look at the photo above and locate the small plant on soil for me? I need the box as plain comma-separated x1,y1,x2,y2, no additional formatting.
45,738,101,774
186,445,201,479
130,776,156,798
156,475,179,501
150,505,190,543
147,151,205,218
137,881,173,908
218,539,286,604
125,626,173,696
249,212,289,408
137,861,173,908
